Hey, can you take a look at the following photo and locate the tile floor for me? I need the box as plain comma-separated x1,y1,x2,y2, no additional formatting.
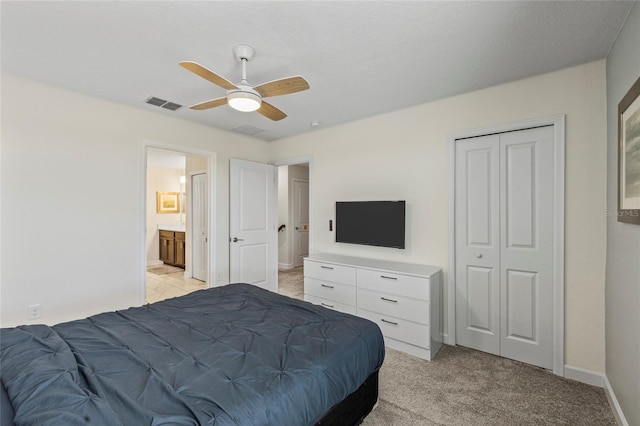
145,269,207,304
146,266,304,304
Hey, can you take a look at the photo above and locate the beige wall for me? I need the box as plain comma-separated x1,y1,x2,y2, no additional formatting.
1,73,269,327
270,61,608,373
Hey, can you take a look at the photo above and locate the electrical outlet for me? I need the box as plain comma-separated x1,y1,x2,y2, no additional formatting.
28,304,42,320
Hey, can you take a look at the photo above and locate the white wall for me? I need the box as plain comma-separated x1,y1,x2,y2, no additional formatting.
270,61,608,373
146,166,183,264
0,73,269,327
605,3,640,425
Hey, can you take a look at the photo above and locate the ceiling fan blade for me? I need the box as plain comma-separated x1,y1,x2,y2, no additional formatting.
179,61,238,90
253,76,309,98
257,101,287,121
189,97,228,110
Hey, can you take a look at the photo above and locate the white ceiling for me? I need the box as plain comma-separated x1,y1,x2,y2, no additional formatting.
1,1,634,142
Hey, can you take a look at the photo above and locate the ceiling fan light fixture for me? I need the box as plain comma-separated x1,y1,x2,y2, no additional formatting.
227,90,261,112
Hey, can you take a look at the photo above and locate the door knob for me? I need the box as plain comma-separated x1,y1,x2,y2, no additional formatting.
295,227,300,230
476,253,483,258
232,237,244,243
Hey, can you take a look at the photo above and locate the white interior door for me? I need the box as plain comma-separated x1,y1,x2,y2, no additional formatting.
292,179,309,267
191,173,208,282
455,134,501,356
455,126,555,369
499,127,554,368
229,159,277,292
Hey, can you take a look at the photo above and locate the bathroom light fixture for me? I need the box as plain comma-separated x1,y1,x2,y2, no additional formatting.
227,89,262,112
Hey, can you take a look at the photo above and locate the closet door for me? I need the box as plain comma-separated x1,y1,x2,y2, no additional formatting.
499,126,554,369
455,134,501,355
455,126,555,370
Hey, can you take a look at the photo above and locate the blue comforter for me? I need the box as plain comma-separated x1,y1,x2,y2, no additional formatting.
1,284,384,425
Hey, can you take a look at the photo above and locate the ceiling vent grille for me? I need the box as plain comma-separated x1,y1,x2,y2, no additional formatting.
145,97,182,111
162,102,182,111
231,125,265,136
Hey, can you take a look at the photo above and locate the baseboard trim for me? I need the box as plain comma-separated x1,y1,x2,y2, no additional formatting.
564,365,606,388
603,376,629,426
563,366,628,424
278,263,294,270
146,260,164,267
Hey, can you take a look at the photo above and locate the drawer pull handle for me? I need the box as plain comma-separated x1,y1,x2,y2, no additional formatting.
380,297,398,303
321,266,334,270
381,318,398,326
380,275,398,280
321,284,334,289
321,303,334,308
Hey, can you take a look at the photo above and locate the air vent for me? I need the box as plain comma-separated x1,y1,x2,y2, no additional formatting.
162,102,182,111
145,97,182,111
146,96,166,106
231,125,265,136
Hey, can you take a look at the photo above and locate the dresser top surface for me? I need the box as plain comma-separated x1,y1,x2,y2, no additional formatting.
304,253,441,278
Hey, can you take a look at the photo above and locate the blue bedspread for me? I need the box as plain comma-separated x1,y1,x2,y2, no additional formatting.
1,284,384,425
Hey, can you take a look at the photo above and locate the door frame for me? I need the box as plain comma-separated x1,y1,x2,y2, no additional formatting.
139,139,217,304
446,114,565,376
271,155,314,261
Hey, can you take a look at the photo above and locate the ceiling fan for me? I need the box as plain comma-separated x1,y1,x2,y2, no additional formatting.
180,45,310,121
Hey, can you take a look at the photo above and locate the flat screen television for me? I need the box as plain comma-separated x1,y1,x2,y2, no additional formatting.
335,201,405,249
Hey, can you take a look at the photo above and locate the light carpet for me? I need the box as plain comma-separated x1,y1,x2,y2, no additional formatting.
363,346,615,425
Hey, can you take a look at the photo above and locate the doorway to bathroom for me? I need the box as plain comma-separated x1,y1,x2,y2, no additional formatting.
145,147,209,303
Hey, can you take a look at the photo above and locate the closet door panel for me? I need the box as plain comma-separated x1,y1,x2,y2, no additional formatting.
455,134,500,355
499,126,554,369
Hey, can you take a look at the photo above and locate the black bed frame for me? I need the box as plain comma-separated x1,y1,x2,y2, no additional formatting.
2,371,378,426
315,371,379,426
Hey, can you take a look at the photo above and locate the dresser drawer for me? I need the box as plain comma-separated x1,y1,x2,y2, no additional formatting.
357,309,430,349
357,288,430,325
305,295,357,316
357,268,429,300
304,260,356,285
304,277,356,306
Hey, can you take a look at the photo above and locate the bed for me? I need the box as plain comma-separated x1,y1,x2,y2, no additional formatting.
1,283,384,425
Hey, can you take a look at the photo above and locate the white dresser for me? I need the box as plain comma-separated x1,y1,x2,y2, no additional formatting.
303,253,442,360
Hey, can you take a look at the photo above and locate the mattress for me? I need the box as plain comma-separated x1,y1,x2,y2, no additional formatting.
1,284,384,425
